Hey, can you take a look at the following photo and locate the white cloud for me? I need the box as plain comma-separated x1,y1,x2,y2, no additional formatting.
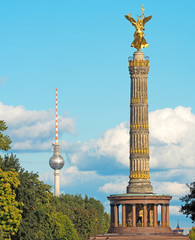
94,122,129,165
152,181,189,196
60,166,98,186
151,168,195,184
149,106,195,145
67,122,129,168
0,102,75,150
98,176,128,194
150,106,195,169
169,206,181,215
42,166,114,187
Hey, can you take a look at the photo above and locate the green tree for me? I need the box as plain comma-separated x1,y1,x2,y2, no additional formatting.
0,120,11,151
0,154,53,239
189,227,195,240
0,154,79,240
52,194,110,240
52,211,79,240
0,168,22,239
180,181,195,223
84,195,110,234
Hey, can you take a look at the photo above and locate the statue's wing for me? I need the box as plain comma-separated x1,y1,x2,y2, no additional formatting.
125,15,137,27
143,15,152,26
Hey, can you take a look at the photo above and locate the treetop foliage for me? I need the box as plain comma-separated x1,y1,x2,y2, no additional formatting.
189,227,195,240
0,121,12,151
0,168,22,239
52,193,110,240
180,181,195,223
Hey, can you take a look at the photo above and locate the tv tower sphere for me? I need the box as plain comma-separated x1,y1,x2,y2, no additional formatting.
49,143,64,170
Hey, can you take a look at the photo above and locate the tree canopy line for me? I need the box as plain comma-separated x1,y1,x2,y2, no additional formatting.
0,120,110,240
0,120,194,239
180,182,195,240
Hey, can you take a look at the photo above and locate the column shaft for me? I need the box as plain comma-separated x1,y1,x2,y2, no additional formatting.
132,204,136,227
166,205,170,227
143,204,147,227
122,204,126,227
161,205,165,227
110,205,114,227
153,205,157,227
127,54,153,194
114,205,119,227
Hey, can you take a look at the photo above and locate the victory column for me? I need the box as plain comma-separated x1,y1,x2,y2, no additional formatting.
90,5,189,240
125,5,153,194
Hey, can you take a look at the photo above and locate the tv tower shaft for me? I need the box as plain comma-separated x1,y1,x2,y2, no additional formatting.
49,88,65,197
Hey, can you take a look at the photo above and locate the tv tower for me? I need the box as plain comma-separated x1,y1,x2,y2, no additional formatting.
49,88,65,197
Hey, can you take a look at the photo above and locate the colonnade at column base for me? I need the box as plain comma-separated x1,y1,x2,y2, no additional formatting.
89,232,190,240
103,194,188,239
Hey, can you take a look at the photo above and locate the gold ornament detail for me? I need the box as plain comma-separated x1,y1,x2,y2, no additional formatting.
130,148,149,154
128,60,149,67
125,5,152,51
130,170,150,179
131,97,148,104
130,124,149,130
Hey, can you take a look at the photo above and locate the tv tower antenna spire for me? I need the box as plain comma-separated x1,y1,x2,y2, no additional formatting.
55,88,58,144
49,88,65,197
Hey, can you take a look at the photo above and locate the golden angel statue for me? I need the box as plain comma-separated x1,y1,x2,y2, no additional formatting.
125,5,152,51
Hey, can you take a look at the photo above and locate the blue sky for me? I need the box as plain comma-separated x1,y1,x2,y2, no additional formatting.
0,0,194,231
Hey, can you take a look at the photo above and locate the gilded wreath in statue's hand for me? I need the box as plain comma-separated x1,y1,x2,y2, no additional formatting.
125,7,152,52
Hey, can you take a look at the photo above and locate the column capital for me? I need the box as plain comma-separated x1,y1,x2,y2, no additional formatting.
113,203,119,206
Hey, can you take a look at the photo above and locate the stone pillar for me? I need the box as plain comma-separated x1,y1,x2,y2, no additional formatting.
132,204,136,227
161,204,165,227
122,204,126,227
153,204,157,227
114,205,119,227
110,205,114,227
166,205,170,227
143,204,147,227
127,51,153,194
